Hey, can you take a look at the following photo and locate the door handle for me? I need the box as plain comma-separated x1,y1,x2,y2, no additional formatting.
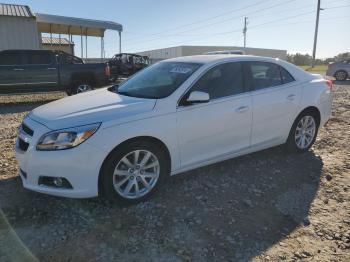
47,68,57,70
13,68,24,71
235,106,249,113
286,94,296,101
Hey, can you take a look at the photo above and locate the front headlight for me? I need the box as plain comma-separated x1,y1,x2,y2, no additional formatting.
36,123,101,151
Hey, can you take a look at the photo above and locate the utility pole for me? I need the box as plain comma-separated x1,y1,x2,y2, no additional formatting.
243,17,248,48
312,0,322,67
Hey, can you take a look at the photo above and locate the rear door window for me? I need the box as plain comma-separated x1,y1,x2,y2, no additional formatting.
0,52,23,66
248,62,283,90
59,53,83,64
27,52,53,65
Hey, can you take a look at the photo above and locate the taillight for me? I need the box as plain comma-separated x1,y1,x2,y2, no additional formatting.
326,79,333,91
105,64,111,77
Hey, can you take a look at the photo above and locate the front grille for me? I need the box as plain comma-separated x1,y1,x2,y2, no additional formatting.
18,138,29,151
22,123,34,136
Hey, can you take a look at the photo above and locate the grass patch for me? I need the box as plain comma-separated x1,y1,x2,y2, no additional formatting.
299,65,327,72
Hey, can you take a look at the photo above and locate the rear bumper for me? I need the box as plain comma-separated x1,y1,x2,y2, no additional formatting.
325,68,334,77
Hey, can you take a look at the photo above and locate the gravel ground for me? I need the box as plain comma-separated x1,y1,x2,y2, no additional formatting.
0,83,349,262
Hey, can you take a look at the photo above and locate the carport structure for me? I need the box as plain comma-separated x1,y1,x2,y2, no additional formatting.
35,13,123,59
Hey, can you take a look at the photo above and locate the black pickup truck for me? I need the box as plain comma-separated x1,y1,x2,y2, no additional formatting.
0,50,111,95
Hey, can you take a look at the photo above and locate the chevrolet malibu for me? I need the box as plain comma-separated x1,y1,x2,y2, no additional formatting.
16,55,333,204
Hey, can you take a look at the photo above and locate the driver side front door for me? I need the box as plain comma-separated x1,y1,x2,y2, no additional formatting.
176,62,252,169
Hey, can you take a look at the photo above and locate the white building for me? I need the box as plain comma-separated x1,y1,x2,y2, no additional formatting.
137,45,288,63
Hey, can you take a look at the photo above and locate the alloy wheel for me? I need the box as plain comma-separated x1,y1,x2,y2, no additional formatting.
335,71,347,81
113,150,160,199
77,84,92,93
294,115,316,149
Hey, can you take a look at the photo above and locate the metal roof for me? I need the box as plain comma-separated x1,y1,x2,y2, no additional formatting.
41,37,73,45
0,3,35,18
36,13,123,37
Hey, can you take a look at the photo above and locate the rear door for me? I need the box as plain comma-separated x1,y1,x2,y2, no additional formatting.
246,61,301,147
23,51,59,92
0,51,26,94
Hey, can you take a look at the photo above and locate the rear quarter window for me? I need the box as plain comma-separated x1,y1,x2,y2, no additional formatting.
249,62,282,90
280,66,295,84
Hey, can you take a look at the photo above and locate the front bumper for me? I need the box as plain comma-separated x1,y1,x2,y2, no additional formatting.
15,116,106,198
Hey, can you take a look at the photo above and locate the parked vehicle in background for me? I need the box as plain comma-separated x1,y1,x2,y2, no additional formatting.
326,59,350,81
204,50,245,55
0,50,110,95
15,55,333,204
108,53,149,80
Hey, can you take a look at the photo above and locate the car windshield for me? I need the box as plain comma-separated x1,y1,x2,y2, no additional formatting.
116,62,203,99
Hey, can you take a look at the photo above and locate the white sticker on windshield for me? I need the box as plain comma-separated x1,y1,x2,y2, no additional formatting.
170,66,192,74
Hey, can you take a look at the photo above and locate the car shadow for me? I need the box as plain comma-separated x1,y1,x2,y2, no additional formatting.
0,146,323,261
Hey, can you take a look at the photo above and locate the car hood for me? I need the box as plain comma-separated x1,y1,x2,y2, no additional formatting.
29,88,156,130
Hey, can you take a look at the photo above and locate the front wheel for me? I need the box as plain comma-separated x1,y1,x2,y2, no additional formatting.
100,141,169,205
286,112,319,152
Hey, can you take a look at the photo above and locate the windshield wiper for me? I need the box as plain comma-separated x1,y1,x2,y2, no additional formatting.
117,90,135,97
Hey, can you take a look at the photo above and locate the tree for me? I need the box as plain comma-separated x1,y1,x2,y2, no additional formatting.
286,52,350,65
334,52,350,61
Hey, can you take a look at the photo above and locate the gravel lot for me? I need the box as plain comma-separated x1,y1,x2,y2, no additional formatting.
0,82,349,262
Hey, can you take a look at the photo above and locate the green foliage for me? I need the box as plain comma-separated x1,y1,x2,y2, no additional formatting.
287,52,350,66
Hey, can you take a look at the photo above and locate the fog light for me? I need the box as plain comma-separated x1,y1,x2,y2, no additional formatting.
53,177,63,187
38,176,73,189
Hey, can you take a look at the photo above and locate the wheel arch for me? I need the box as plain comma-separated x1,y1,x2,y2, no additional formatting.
294,106,321,127
98,136,171,196
70,72,97,87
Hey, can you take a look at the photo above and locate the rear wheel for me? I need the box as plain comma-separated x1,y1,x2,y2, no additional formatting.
67,78,94,95
100,141,168,205
286,112,319,152
334,70,348,81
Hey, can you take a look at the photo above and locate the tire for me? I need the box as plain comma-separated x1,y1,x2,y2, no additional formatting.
100,140,169,205
334,70,348,81
69,78,94,95
286,111,319,153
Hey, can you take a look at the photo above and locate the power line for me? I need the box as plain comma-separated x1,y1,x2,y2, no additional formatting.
116,1,349,53
122,0,347,40
123,0,274,42
124,14,349,53
124,0,298,46
129,10,318,52
323,4,350,9
104,15,348,54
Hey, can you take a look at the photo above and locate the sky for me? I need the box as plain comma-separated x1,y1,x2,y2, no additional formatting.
8,0,350,58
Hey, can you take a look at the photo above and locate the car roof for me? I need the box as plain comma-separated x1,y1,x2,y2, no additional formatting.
165,54,279,64
163,55,313,82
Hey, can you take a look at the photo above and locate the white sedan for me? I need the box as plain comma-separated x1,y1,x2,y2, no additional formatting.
15,55,333,204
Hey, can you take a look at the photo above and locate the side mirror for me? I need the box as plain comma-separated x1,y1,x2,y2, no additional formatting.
186,91,210,104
